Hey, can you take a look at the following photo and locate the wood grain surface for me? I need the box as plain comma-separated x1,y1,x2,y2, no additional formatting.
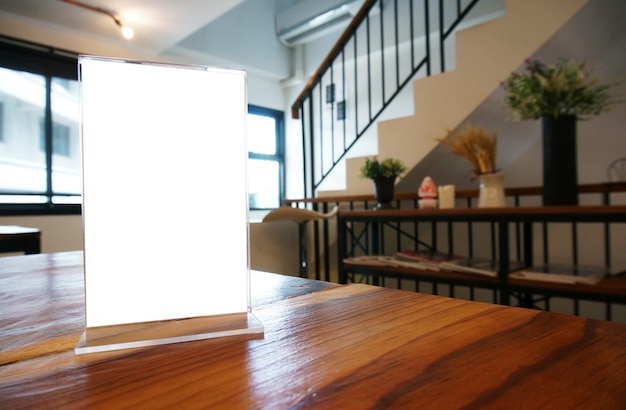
1,252,625,408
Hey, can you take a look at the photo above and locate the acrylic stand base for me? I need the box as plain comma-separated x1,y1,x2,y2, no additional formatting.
75,312,263,355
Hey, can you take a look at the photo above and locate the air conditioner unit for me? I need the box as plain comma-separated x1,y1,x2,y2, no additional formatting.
276,0,366,46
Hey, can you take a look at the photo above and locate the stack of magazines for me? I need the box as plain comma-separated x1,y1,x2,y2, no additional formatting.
344,251,527,278
394,250,465,271
440,257,527,278
511,264,610,285
343,250,462,271
343,253,610,284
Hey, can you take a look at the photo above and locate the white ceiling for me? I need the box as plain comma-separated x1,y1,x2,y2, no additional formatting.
0,0,245,54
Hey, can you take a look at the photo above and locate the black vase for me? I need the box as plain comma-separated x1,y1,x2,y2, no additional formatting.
372,177,395,210
542,115,578,206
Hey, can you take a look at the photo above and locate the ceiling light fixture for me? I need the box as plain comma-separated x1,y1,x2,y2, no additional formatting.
59,0,134,40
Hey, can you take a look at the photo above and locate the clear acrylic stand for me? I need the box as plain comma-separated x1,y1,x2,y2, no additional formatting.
77,56,261,354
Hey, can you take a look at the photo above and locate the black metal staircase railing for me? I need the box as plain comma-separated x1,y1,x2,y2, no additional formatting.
291,0,482,197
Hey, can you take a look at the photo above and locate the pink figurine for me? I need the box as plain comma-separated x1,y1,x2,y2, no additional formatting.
418,176,438,209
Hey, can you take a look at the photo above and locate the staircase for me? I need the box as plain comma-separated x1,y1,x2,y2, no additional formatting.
293,0,589,198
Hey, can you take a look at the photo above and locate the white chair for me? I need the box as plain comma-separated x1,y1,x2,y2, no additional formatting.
263,206,338,278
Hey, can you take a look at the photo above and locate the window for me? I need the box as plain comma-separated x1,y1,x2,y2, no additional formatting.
0,35,285,214
247,105,284,210
0,36,80,213
39,120,72,157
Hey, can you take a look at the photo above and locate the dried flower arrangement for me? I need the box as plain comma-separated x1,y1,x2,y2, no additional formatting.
436,124,498,176
501,58,617,120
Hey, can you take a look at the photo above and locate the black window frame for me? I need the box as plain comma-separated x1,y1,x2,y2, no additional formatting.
0,35,80,216
247,104,285,210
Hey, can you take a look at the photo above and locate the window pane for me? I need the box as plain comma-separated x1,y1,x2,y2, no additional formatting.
0,67,47,200
248,113,276,155
248,159,279,209
51,76,81,198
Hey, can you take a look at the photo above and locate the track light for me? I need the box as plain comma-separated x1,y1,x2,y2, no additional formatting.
59,0,134,40
120,25,135,40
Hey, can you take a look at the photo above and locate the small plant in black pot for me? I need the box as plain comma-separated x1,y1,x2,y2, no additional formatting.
359,157,407,210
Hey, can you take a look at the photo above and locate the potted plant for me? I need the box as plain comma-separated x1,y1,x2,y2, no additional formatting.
501,57,618,206
359,157,406,209
436,124,505,208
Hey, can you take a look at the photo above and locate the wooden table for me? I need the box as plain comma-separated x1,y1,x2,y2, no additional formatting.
1,252,626,408
0,225,41,254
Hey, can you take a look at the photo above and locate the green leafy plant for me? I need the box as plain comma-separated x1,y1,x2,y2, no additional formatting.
436,124,498,176
501,58,617,120
359,157,407,179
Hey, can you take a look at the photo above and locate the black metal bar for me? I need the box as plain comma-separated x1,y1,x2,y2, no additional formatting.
424,0,431,75
515,221,522,261
498,221,510,306
439,0,445,72
523,222,533,266
338,216,348,284
322,202,331,282
298,222,307,278
542,222,549,264
380,220,387,255
572,222,578,265
372,221,380,254
515,195,522,260
431,220,437,251
605,222,611,268
341,49,347,151
329,68,335,169
317,84,324,186
45,77,53,202
366,13,372,121
313,203,321,281
379,0,386,104
300,104,308,198
490,221,496,260
396,218,402,253
468,221,474,257
394,0,400,90
353,31,359,140
409,0,415,70
442,0,481,40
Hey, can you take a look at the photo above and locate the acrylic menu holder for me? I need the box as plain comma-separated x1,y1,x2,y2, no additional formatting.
76,56,262,354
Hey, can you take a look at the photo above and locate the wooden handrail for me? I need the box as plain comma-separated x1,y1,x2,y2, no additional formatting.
290,0,378,119
284,182,626,205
